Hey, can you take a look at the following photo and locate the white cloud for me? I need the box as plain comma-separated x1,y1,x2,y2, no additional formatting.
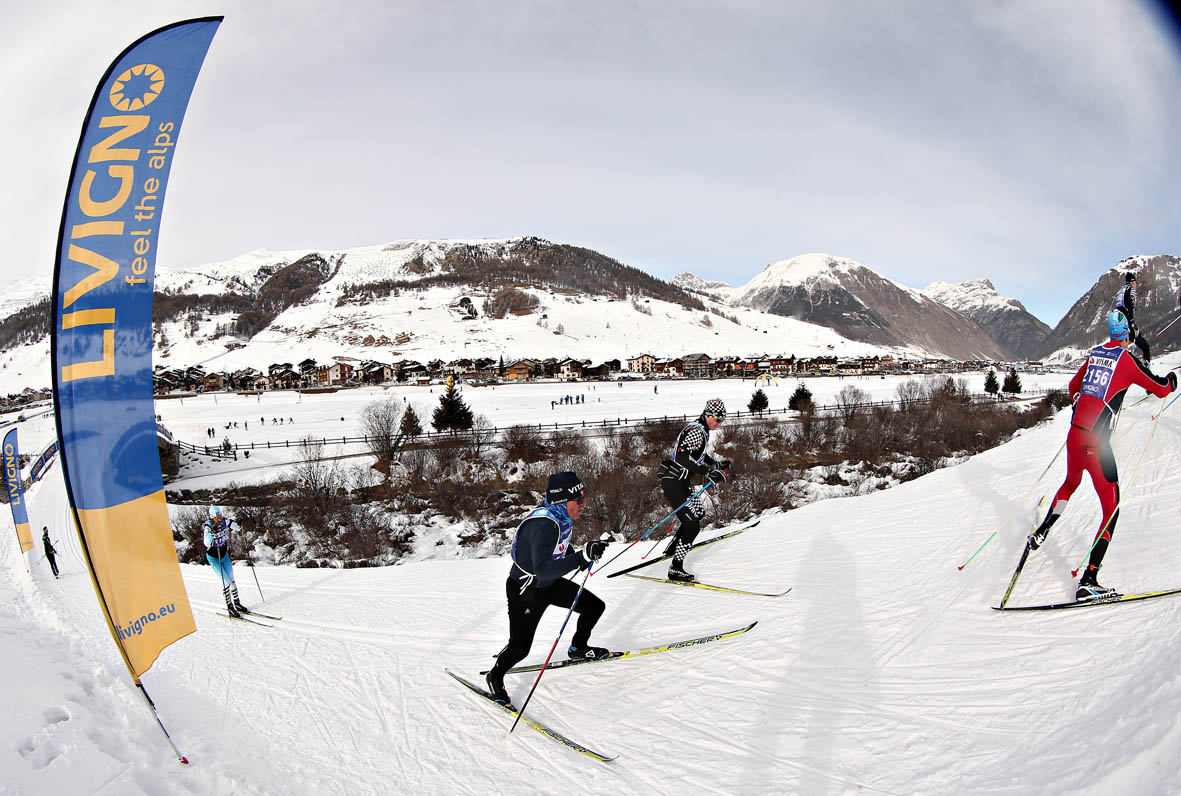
3,0,1180,327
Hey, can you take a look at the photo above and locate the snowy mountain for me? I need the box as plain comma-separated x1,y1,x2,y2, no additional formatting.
671,272,737,302
922,278,1051,360
730,254,1006,360
0,239,907,393
1041,254,1181,361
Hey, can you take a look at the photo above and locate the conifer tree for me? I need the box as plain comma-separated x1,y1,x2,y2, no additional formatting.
399,405,423,437
748,388,769,414
984,369,1000,398
1002,367,1022,396
432,379,474,432
789,383,814,412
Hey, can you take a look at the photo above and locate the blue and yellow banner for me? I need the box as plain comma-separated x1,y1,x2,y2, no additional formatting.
51,18,221,679
3,429,34,554
29,440,58,483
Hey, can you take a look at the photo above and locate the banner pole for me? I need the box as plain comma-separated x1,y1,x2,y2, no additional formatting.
135,680,188,764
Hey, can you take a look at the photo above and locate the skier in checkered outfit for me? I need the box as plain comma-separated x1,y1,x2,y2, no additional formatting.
657,398,731,582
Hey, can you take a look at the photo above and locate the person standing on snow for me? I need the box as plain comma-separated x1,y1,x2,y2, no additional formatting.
42,527,59,578
485,472,608,705
656,398,732,582
1114,272,1151,362
204,506,250,617
1029,310,1176,600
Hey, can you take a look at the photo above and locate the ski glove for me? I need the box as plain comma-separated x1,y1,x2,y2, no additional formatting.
583,539,607,562
657,459,689,481
715,457,733,471
707,467,728,484
1169,372,1178,392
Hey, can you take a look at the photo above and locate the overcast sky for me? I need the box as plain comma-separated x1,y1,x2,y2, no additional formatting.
4,1,1180,325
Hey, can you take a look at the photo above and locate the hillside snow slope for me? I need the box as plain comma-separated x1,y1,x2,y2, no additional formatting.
4,357,1181,794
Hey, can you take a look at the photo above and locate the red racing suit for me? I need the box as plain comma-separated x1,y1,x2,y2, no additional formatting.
1053,341,1174,576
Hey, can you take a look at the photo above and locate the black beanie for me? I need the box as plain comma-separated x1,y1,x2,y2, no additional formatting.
546,471,584,504
1126,272,1136,283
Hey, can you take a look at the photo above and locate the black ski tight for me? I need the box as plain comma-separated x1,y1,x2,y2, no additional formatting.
489,577,604,678
661,479,703,560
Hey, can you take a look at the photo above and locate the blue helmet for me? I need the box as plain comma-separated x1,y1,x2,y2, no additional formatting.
208,505,224,519
1107,310,1130,341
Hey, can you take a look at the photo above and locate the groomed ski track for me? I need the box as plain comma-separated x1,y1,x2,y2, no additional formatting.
6,362,1181,794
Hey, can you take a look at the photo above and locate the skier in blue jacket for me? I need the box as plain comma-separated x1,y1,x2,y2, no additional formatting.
485,472,608,705
204,506,250,618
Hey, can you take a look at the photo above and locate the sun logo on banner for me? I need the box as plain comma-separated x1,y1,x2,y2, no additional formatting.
109,64,165,111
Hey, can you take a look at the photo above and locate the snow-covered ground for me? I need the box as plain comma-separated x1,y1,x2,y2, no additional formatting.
155,371,1071,490
6,363,1180,794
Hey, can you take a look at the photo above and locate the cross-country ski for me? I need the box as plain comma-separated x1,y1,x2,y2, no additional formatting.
480,621,758,675
445,670,616,762
624,573,791,597
994,587,1181,612
604,521,761,578
217,612,274,628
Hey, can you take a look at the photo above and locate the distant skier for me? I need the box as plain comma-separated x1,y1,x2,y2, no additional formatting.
204,506,250,617
1028,310,1176,600
1114,272,1151,362
485,472,608,705
42,527,58,578
657,398,732,582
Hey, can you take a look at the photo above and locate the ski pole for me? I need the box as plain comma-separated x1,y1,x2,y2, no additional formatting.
640,517,681,560
957,437,1066,570
509,565,592,735
1152,390,1181,420
1154,314,1181,338
1071,396,1167,577
593,480,713,575
245,551,265,604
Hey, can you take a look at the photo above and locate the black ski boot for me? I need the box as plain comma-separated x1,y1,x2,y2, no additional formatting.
567,644,611,660
1029,512,1060,551
667,561,695,583
226,602,242,619
1076,571,1118,601
485,671,510,705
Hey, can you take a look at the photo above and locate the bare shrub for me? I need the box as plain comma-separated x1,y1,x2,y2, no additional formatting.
457,414,497,461
336,502,389,561
895,379,924,408
637,418,683,460
484,287,539,319
502,424,549,461
835,384,871,426
360,397,405,476
572,430,658,541
288,437,345,541
550,428,591,458
173,505,209,564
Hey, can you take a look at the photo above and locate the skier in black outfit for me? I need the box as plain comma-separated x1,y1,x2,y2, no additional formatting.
485,471,608,705
1114,272,1151,362
42,527,58,578
657,398,731,582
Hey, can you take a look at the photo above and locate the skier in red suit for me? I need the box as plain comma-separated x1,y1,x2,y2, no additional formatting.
1029,309,1176,600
